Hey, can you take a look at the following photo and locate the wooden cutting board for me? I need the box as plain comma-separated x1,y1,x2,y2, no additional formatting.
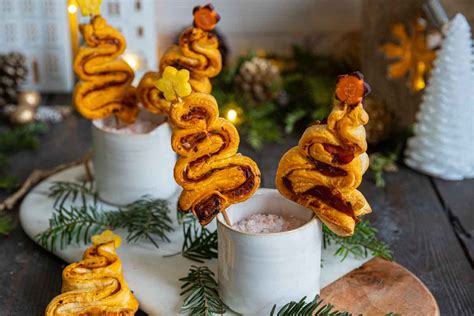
321,257,440,315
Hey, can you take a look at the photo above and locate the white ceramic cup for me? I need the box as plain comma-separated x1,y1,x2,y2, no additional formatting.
92,114,178,205
217,188,322,315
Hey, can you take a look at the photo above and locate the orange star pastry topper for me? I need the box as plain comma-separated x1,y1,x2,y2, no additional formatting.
77,0,102,16
381,17,436,92
193,3,220,31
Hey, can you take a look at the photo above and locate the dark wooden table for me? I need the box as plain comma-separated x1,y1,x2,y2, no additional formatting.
1,95,473,315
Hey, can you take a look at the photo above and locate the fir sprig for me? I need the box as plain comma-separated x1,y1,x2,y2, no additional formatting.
179,265,227,316
0,213,14,235
116,197,173,248
270,295,350,316
37,196,174,251
0,175,19,189
48,181,96,209
0,122,48,154
0,122,48,191
369,152,398,188
181,221,218,263
37,204,112,250
323,220,393,261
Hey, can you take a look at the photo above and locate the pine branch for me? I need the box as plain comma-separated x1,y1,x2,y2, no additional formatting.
0,175,20,189
369,152,398,188
48,181,96,209
38,183,174,250
179,265,227,316
0,122,48,154
116,197,174,248
270,295,350,316
177,211,197,226
0,213,14,235
36,204,112,251
323,220,393,261
181,221,218,263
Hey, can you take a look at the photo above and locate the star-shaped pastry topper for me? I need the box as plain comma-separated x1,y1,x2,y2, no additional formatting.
381,18,436,92
156,66,192,102
193,3,220,31
92,229,122,248
335,71,371,107
77,0,102,16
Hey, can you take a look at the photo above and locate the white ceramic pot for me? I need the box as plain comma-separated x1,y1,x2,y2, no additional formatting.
92,115,178,205
217,188,322,315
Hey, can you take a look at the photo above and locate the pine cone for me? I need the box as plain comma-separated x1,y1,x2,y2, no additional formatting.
364,96,394,145
235,57,281,103
0,52,28,106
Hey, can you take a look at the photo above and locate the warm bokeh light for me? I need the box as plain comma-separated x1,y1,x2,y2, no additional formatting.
19,90,41,107
122,52,141,71
68,4,78,14
226,109,237,122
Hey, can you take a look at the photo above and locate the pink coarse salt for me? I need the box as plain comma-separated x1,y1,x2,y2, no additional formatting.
97,110,165,134
232,213,306,234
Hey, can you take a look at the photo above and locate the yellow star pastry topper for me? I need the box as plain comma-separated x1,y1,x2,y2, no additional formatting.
156,66,192,102
91,229,122,248
77,0,102,16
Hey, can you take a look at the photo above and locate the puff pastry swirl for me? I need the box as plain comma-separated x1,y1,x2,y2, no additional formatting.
170,93,261,225
73,16,138,124
138,25,221,115
276,72,372,236
45,241,139,316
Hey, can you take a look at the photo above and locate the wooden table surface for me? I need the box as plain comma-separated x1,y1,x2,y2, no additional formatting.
0,95,473,315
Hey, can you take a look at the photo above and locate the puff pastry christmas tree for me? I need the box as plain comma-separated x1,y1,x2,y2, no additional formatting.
138,4,222,115
73,0,138,124
156,66,261,225
276,72,372,236
404,14,474,180
45,230,139,315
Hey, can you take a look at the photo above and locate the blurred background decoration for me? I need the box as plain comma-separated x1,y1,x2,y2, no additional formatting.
0,0,472,176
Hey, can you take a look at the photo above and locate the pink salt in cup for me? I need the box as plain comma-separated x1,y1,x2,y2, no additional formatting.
217,188,322,315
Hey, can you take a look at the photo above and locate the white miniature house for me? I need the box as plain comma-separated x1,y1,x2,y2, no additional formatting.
0,0,158,92
0,0,74,92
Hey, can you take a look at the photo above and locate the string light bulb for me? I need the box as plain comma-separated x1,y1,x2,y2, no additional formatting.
123,52,141,71
68,4,78,14
226,109,237,122
18,90,41,108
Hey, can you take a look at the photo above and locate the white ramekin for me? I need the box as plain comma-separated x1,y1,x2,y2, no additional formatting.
91,115,178,205
217,188,322,315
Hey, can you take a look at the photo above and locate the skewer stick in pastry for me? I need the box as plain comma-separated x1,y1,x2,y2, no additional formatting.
276,72,372,236
45,230,139,315
138,4,222,115
156,66,261,225
73,0,138,125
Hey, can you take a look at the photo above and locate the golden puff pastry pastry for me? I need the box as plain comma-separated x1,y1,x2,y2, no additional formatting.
45,232,139,316
276,72,372,236
73,15,138,124
137,5,221,115
170,92,261,225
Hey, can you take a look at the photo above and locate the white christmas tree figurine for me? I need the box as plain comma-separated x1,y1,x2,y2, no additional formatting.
404,13,474,181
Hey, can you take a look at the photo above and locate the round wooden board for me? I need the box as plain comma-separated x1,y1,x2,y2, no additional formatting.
321,257,440,315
